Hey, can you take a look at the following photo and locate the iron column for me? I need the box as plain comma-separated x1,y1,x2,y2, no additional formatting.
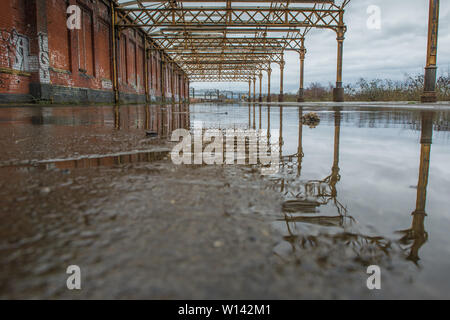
297,107,304,176
161,55,166,102
298,40,306,102
403,111,433,263
187,78,190,104
259,71,263,103
333,12,346,102
421,0,440,103
267,66,272,103
279,55,285,103
253,76,257,102
248,79,251,102
111,4,119,104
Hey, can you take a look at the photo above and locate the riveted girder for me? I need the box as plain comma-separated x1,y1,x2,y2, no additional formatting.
115,0,350,82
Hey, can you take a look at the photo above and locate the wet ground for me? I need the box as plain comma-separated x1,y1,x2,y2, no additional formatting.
0,103,450,299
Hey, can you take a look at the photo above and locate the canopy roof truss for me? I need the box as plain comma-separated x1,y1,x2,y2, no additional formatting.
115,1,350,82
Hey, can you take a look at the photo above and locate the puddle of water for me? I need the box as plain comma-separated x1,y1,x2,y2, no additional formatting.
192,103,450,297
1,102,450,298
0,149,170,171
0,104,189,164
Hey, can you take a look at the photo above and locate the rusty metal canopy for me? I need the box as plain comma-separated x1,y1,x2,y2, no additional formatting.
115,1,350,82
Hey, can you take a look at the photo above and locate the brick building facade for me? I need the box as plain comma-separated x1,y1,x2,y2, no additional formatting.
0,0,189,104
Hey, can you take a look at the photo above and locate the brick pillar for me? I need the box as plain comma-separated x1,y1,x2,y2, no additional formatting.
29,0,51,101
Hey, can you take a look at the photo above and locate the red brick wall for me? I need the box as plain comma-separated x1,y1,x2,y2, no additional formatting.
48,0,71,71
137,44,144,94
49,0,111,91
0,0,35,95
96,17,111,80
0,0,189,102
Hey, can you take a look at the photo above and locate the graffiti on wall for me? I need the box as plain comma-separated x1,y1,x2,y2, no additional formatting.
0,28,30,71
38,32,50,83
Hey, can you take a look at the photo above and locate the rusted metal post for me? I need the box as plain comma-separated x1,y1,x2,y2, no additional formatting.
421,0,440,103
186,78,191,104
404,111,433,262
332,108,341,188
298,39,306,102
144,40,149,103
161,54,166,102
169,64,173,104
248,102,251,127
279,106,283,158
171,65,175,104
258,71,263,103
253,76,256,103
333,11,345,102
185,77,187,101
267,66,272,103
279,55,285,102
178,73,182,103
297,107,303,176
417,112,433,211
111,3,119,104
252,101,256,129
186,76,190,103
259,104,262,129
248,79,251,102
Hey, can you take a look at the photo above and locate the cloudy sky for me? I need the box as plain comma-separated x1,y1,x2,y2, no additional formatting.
193,0,450,93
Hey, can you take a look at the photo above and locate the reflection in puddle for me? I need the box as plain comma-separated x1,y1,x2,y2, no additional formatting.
397,112,433,264
0,104,189,166
191,104,446,272
266,107,434,267
1,102,449,298
2,149,170,171
0,104,190,136
189,104,445,274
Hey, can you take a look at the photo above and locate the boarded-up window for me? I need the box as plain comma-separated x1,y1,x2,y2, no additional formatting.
128,40,136,85
97,19,111,80
78,6,94,75
137,45,144,91
119,36,127,84
48,1,70,71
152,55,157,91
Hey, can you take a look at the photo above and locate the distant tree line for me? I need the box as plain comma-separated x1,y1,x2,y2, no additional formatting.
277,74,450,102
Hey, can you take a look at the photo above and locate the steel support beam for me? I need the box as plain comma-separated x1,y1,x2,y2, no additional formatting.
259,71,263,103
116,6,344,30
297,40,306,102
333,12,345,102
113,1,350,89
279,55,285,102
111,4,119,104
253,76,257,102
144,41,149,103
267,66,272,102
